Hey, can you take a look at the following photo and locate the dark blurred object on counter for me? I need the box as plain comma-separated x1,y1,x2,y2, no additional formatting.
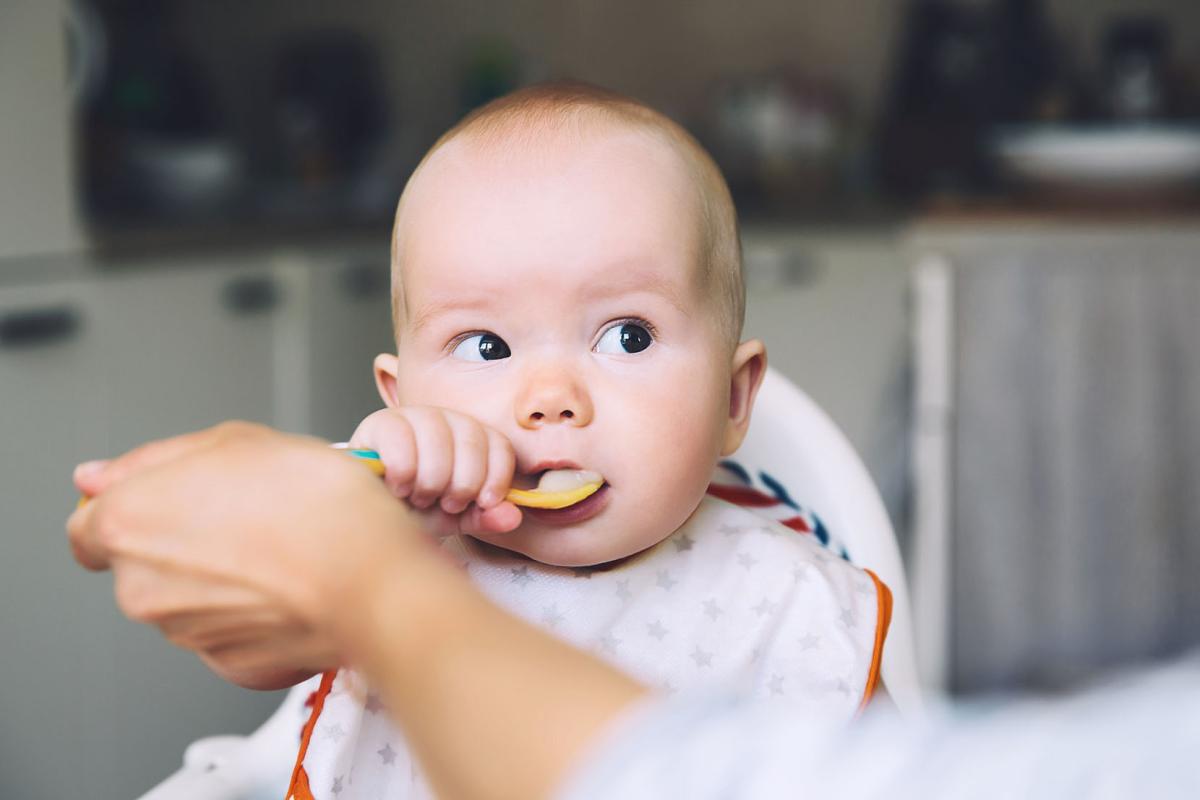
1083,15,1199,125
458,38,523,118
876,0,1059,199
78,1,241,223
986,11,1200,203
1101,17,1170,122
272,32,387,190
74,0,400,238
702,72,849,212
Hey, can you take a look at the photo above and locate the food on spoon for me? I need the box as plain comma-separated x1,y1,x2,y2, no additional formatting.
506,469,604,509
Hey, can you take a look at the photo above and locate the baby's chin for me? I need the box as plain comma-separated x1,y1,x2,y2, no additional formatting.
467,524,669,568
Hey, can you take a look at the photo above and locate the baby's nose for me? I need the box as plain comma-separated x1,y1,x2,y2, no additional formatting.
516,370,594,429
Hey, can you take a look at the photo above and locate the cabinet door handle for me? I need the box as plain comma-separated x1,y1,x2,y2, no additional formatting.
221,275,281,316
0,306,82,348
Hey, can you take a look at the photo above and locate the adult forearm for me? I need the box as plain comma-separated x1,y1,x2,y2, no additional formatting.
346,552,648,800
558,655,1200,800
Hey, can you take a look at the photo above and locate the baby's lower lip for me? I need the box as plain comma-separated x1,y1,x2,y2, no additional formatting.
522,484,610,526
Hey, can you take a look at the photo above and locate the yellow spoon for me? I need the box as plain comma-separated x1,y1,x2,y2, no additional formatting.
505,473,604,509
76,446,604,512
339,447,604,510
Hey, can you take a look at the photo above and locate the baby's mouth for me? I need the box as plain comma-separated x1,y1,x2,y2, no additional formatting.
507,468,606,510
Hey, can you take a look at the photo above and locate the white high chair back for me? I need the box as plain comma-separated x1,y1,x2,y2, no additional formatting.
139,366,922,800
732,367,922,715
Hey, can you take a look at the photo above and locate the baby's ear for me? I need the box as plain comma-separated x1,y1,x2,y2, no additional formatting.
721,339,767,456
373,353,402,408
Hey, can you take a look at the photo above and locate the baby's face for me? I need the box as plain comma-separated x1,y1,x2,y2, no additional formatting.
385,130,739,566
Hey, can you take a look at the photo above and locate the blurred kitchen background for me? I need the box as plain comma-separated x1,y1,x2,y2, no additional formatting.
3,0,1200,796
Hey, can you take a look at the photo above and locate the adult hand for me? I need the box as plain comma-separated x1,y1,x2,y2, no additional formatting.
66,421,431,690
67,421,646,800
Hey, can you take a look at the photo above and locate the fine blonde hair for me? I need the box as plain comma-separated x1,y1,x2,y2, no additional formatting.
391,81,744,348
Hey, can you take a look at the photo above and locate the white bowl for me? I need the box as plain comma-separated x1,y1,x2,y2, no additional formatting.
992,125,1200,190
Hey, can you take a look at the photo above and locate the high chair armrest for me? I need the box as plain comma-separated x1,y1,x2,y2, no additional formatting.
137,675,320,800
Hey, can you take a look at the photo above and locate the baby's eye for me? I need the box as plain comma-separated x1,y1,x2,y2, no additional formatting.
595,321,654,355
452,332,511,361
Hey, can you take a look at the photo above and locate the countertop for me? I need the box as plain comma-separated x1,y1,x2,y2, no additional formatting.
5,195,1199,288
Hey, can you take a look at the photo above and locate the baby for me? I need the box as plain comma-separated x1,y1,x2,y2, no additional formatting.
287,82,891,800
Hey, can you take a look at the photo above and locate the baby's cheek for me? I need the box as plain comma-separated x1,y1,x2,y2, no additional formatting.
627,418,715,521
392,375,429,406
626,387,720,471
398,375,474,414
617,478,707,558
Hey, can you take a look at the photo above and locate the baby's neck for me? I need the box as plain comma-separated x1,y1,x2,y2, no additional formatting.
460,531,685,572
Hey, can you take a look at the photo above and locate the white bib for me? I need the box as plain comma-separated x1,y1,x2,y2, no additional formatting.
293,495,889,800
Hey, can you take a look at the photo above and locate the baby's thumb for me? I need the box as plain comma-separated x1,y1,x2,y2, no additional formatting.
459,501,522,536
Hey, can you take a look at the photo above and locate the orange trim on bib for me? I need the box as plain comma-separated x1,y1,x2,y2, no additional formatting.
857,569,893,714
286,669,337,800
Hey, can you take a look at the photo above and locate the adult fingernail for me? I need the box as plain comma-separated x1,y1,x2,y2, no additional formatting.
73,460,109,482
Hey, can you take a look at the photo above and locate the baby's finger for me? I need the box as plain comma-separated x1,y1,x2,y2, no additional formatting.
353,415,418,499
440,416,488,515
408,411,454,509
478,430,516,510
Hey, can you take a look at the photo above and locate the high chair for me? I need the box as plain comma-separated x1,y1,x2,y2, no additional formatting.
139,366,923,799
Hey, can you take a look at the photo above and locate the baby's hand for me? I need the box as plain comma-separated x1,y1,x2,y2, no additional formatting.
350,407,521,537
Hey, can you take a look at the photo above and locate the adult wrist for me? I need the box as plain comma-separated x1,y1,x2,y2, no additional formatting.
334,520,480,685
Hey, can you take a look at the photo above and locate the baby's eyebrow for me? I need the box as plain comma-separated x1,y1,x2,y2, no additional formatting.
409,296,493,333
409,272,690,333
584,272,691,316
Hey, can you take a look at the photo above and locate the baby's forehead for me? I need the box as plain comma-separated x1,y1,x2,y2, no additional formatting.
401,227,708,304
389,116,726,337
428,122,697,202
399,130,706,265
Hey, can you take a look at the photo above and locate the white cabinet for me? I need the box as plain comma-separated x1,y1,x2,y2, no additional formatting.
0,244,398,798
0,1,86,259
0,279,119,795
97,260,283,442
907,226,1200,696
741,227,909,521
0,260,297,799
302,247,394,441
